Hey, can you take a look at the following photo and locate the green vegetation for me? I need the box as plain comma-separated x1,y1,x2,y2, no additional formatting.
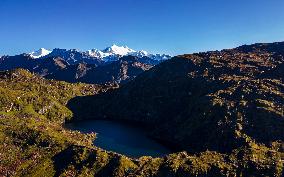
1,42,284,177
0,69,100,176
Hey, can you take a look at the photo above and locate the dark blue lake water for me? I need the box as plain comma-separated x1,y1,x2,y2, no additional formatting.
66,120,171,158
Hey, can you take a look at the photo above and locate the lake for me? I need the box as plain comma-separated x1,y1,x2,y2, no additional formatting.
65,120,171,158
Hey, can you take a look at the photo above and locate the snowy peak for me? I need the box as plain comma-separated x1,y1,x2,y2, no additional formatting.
102,44,136,56
27,45,171,64
29,48,51,58
87,49,110,59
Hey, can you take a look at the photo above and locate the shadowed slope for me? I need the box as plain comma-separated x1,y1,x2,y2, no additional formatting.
68,42,284,153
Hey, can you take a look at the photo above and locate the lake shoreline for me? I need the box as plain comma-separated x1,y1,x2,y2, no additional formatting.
65,119,174,158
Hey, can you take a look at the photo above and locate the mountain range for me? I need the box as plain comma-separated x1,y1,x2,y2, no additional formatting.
1,41,284,176
28,44,171,65
0,45,171,84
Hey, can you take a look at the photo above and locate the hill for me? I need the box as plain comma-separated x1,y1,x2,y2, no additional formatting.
69,42,284,153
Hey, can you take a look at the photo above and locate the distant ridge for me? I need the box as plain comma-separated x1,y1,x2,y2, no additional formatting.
0,45,172,84
27,44,171,64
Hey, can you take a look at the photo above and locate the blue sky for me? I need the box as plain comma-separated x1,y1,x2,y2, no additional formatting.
0,0,284,56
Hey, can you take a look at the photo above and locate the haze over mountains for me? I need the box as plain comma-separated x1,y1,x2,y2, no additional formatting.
0,45,171,84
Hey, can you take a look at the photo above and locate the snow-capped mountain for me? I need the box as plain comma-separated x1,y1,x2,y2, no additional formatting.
28,45,171,64
86,45,137,62
102,44,136,56
1,45,171,85
29,48,52,59
42,48,101,65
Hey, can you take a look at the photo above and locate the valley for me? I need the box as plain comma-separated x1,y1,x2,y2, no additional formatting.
0,42,284,176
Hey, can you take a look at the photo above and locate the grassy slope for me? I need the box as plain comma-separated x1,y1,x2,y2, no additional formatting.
0,67,283,176
67,42,284,176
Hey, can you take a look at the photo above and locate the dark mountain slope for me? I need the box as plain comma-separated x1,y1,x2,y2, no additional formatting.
43,62,93,83
68,42,284,153
0,55,153,84
33,57,70,76
0,54,37,71
78,56,152,84
44,56,152,84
